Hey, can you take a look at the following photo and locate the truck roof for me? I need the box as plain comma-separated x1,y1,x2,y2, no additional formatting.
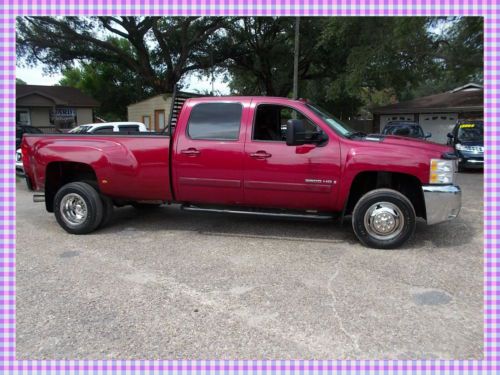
186,96,306,103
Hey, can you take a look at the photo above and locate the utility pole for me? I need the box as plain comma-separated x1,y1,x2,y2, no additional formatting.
210,48,215,95
293,17,300,100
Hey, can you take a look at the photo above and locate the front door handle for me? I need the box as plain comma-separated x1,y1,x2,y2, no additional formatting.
180,148,200,157
250,150,272,159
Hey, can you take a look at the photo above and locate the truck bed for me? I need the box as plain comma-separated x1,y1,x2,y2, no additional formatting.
22,133,173,202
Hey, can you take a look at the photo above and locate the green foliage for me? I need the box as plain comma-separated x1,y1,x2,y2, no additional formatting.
396,17,483,102
226,17,467,117
222,17,296,96
17,16,483,119
58,62,151,121
16,78,27,85
17,16,230,93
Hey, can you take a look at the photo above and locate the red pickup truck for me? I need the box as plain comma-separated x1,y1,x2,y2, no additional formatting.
21,95,461,249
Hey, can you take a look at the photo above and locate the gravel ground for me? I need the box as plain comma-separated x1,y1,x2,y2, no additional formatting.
16,172,483,359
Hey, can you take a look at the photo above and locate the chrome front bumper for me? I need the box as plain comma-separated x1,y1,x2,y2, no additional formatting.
422,185,462,225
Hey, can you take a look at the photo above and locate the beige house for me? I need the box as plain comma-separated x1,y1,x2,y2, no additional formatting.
16,85,99,130
127,94,173,132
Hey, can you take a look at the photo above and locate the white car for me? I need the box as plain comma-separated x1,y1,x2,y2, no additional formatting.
16,148,24,175
69,122,149,134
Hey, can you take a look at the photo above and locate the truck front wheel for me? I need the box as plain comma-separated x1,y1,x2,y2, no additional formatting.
54,182,103,234
352,188,416,249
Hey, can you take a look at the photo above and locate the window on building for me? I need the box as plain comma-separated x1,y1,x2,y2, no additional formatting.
187,103,242,140
155,110,166,132
16,109,30,125
142,116,151,130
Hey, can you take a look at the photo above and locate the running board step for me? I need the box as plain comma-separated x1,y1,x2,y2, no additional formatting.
181,204,335,220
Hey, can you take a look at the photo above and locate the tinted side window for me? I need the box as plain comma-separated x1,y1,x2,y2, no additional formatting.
253,104,320,142
118,125,140,133
187,103,242,140
92,127,114,134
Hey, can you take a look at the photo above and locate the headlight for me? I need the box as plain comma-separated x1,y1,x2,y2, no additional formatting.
455,143,465,151
430,159,454,184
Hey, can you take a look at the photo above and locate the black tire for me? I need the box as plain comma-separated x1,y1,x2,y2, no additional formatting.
99,194,114,228
458,163,465,173
352,188,416,249
53,182,103,234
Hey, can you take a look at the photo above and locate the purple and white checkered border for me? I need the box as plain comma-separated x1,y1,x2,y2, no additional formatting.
1,1,497,374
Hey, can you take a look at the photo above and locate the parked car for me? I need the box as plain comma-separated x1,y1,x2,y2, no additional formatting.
16,124,43,149
16,148,24,175
447,120,484,171
381,121,431,140
68,122,149,134
21,95,461,249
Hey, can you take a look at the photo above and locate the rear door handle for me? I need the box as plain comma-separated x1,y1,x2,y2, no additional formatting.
250,150,272,159
180,148,200,157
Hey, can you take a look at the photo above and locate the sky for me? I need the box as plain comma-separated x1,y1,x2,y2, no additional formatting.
16,65,231,95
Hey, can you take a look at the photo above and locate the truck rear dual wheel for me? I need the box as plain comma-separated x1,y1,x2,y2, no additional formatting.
352,188,416,249
54,182,112,234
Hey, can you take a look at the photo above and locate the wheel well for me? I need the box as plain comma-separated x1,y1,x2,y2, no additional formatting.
45,162,98,212
344,171,426,219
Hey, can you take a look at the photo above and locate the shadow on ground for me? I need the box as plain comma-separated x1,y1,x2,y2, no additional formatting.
95,204,476,250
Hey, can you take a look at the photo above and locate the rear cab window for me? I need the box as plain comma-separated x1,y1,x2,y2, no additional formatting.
187,102,243,140
92,127,114,134
118,125,140,133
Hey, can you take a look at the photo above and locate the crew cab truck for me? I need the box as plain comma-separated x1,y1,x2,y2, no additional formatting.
21,96,462,249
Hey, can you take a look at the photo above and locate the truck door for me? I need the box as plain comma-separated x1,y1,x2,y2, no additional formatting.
172,100,247,205
243,100,341,211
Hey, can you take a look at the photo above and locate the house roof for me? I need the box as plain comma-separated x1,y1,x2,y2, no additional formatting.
372,86,483,115
450,83,483,92
16,84,99,107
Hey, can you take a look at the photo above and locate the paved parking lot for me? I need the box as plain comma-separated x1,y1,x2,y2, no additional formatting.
16,172,483,359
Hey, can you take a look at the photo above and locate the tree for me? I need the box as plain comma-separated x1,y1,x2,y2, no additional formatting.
58,60,150,121
17,16,483,118
16,78,26,85
400,17,484,99
225,17,437,116
17,16,230,93
309,17,438,115
225,17,482,118
223,17,326,97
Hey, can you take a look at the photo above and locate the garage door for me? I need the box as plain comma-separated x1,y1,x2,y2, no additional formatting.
380,114,415,131
419,113,458,144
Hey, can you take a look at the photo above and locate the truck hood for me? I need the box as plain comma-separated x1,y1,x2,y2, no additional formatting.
371,134,452,154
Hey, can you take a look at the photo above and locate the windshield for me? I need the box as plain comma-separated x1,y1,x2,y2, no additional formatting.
457,122,483,142
305,103,357,137
383,125,424,138
69,125,92,134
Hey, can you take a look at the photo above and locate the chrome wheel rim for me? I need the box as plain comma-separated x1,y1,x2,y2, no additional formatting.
363,201,404,240
60,193,88,227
